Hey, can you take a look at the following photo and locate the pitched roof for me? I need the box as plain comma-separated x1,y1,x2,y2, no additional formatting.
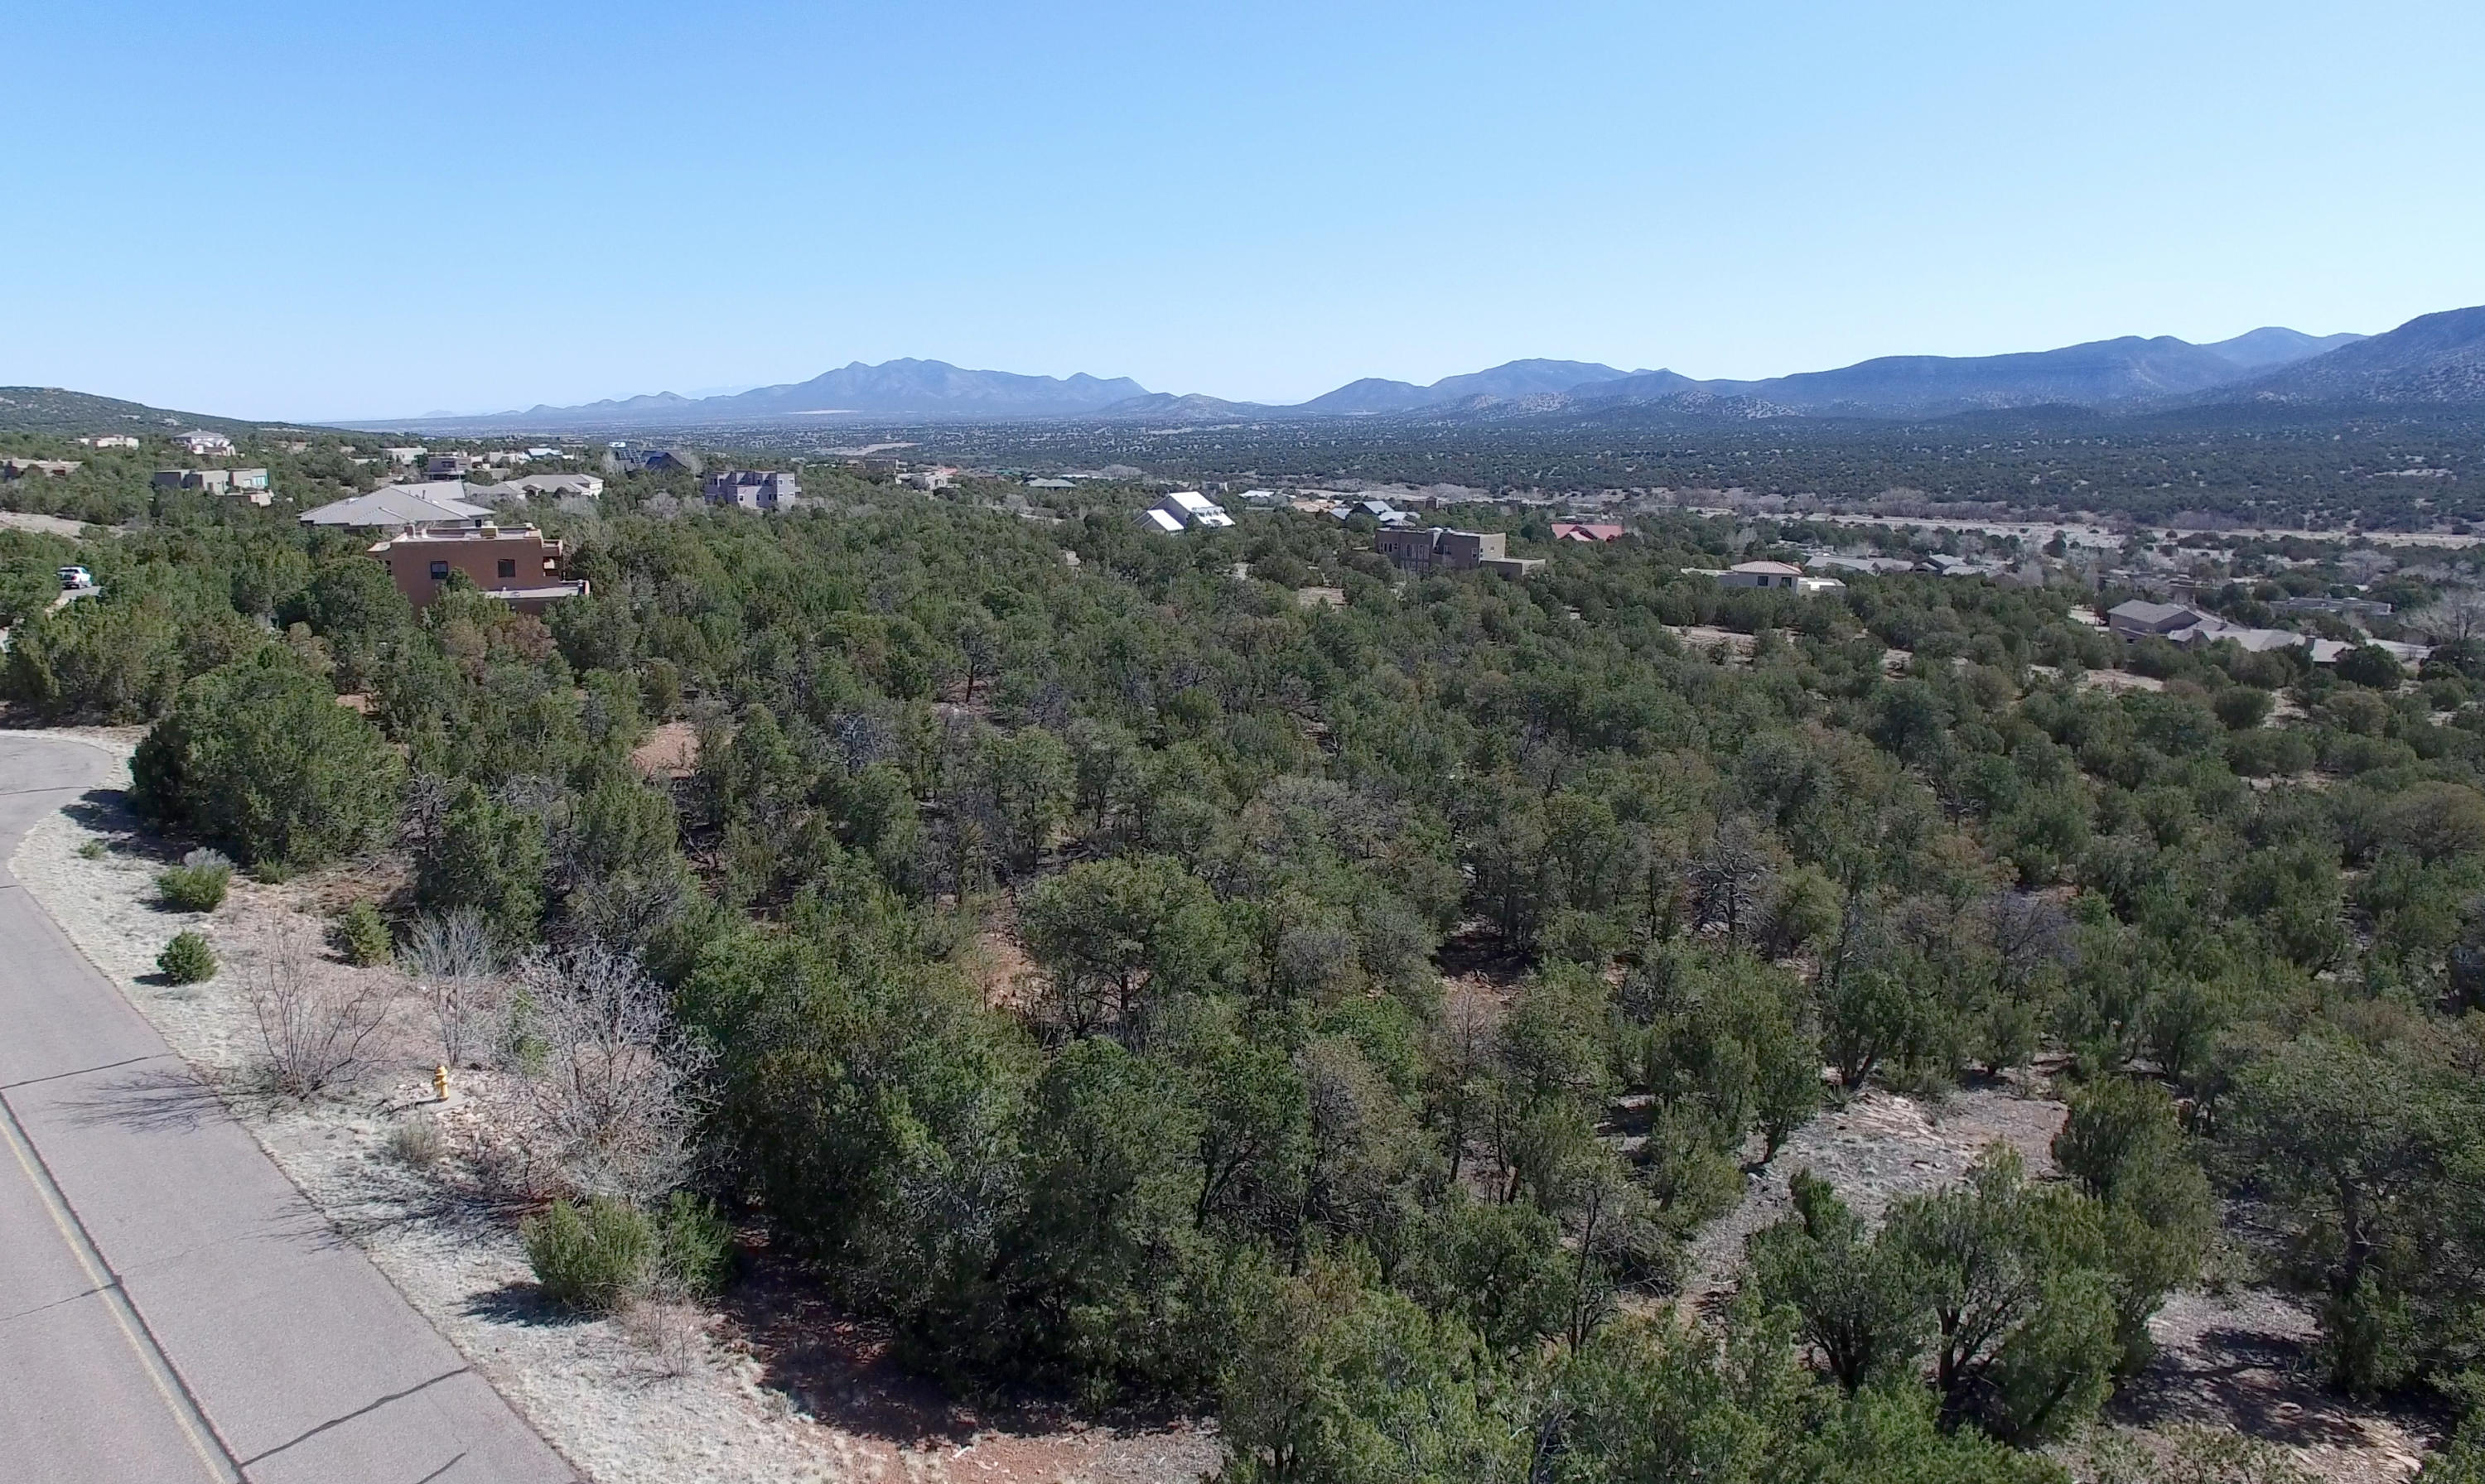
2107,600,2195,626
1729,560,1804,576
298,482,495,528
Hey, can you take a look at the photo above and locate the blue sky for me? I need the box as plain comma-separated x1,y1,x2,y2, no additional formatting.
7,0,2483,420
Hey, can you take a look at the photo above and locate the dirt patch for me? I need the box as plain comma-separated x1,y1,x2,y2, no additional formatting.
1667,624,1758,662
632,720,698,779
2080,670,2167,695
2097,1287,2439,1484
1683,1080,2068,1304
0,508,95,537
9,734,1218,1484
963,918,1045,1014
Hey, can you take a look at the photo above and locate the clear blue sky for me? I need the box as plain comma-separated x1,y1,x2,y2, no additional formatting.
8,0,2483,421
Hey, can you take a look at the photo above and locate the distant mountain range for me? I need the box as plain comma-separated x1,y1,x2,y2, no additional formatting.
2217,307,2485,405
1573,328,2366,417
478,359,1149,426
1300,359,1653,416
13,309,2481,441
353,319,2471,432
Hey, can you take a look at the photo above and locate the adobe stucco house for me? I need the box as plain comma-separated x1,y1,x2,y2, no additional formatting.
368,523,588,613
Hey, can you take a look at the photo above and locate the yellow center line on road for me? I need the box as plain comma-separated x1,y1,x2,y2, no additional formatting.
0,1086,239,1484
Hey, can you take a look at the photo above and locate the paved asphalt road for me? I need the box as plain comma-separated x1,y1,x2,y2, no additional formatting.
0,733,577,1484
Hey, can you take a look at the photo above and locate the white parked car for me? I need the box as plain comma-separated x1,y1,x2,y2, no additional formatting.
58,565,94,590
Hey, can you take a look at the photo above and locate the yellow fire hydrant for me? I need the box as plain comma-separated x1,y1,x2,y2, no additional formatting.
433,1064,450,1102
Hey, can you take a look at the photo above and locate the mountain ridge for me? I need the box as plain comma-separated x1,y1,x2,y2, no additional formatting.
2214,306,2485,405
356,325,2388,431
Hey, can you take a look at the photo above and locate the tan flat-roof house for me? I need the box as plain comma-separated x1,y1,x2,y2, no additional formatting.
369,524,587,613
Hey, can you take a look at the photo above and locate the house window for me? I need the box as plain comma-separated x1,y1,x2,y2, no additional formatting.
497,558,517,579
428,561,449,581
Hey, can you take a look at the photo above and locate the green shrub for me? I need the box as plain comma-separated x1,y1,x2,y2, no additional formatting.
76,838,106,860
656,1192,735,1297
131,648,403,870
2336,643,2405,689
157,930,216,985
2212,685,2273,730
157,848,234,912
333,899,393,966
523,1197,656,1313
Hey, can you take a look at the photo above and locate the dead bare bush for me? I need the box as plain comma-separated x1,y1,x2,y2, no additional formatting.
248,928,395,1100
400,908,506,1069
513,942,710,1203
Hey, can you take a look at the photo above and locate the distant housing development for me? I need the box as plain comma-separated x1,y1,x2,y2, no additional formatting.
703,469,802,512
1711,560,1846,595
629,449,702,475
502,472,603,500
152,468,273,505
2107,599,2306,653
175,430,234,455
1136,491,1235,533
2106,599,2428,665
2,458,82,479
1376,526,1544,579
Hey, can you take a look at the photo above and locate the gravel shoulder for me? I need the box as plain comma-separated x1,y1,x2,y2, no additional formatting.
9,732,1215,1484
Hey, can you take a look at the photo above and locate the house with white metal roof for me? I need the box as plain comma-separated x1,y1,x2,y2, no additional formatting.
1136,490,1235,532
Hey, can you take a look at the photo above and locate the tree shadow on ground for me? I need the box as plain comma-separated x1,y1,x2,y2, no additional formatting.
463,1279,592,1329
60,788,173,861
2111,1302,2449,1458
49,1061,223,1134
725,1236,1201,1453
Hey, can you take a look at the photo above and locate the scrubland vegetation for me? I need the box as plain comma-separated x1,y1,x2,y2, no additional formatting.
6,475,2483,1483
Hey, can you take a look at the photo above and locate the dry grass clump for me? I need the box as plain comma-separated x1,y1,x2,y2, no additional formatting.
615,1295,712,1379
388,1116,447,1168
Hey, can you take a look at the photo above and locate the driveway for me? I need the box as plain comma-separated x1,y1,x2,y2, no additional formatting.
0,732,576,1483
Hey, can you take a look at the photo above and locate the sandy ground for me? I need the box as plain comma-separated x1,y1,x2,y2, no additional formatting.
1682,1081,2069,1304
9,734,1217,1484
0,508,95,537
2077,669,2167,695
1667,624,1759,661
2105,1287,2438,1484
631,720,699,779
